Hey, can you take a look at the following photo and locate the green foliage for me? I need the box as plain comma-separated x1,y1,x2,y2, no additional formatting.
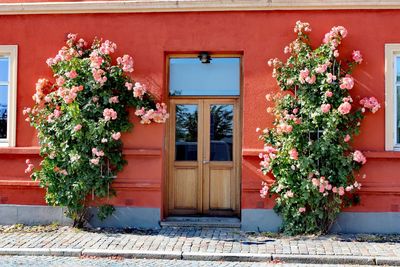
24,34,168,227
259,21,380,235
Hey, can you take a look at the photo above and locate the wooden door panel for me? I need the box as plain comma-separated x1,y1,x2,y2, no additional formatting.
209,167,232,210
173,167,198,209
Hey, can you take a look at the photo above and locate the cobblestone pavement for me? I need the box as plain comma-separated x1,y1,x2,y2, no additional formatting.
0,256,377,267
0,227,398,258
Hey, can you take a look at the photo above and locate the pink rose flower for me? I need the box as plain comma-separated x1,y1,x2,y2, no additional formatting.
109,96,119,104
319,185,325,193
298,207,306,213
326,73,336,84
103,108,117,121
92,148,104,157
112,132,121,140
333,50,339,57
73,124,82,132
90,158,99,165
332,187,338,193
306,75,316,84
125,82,133,90
338,102,352,115
338,187,345,196
344,134,351,142
325,91,333,98
99,40,117,55
285,190,294,198
66,70,78,79
92,69,107,86
315,64,328,74
299,68,309,84
339,75,354,90
259,182,269,198
353,150,367,165
133,82,147,99
289,148,298,160
352,50,363,64
311,178,319,187
321,104,331,113
360,97,381,113
117,54,134,73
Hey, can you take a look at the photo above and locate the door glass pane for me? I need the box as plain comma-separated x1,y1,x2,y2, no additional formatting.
397,57,400,83
0,57,9,82
169,58,240,96
0,85,8,139
210,105,233,161
175,104,198,161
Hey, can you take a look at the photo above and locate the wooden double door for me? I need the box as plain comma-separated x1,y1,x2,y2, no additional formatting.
168,98,240,216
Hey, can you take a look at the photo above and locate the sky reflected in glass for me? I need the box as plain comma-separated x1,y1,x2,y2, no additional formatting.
169,58,240,96
0,57,9,82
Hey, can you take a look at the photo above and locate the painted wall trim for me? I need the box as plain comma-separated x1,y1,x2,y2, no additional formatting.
1,0,400,15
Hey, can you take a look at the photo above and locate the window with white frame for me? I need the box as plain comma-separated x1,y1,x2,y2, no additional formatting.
0,46,17,147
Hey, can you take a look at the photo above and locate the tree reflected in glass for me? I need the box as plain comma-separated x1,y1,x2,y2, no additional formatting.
210,105,233,161
175,105,198,161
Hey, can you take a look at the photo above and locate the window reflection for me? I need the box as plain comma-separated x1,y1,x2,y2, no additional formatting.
0,86,7,139
0,57,9,82
397,86,400,144
175,105,198,161
169,58,240,96
210,105,233,161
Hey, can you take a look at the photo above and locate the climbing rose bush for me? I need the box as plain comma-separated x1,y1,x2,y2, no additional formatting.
23,34,168,227
258,21,380,235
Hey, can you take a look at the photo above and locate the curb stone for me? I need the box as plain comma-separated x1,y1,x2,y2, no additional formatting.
0,248,399,265
81,249,182,260
272,254,376,265
181,252,272,262
375,257,400,266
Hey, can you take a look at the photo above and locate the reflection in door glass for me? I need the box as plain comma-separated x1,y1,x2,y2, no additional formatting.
175,105,198,161
210,105,233,161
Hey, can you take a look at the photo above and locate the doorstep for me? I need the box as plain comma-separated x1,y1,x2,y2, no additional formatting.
160,216,241,228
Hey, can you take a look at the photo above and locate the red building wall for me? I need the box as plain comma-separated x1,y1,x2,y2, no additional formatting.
0,10,399,216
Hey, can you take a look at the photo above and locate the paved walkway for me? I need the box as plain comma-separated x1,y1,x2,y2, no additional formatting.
0,227,399,265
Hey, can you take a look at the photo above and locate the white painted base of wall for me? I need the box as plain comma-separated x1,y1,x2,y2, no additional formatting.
241,209,400,234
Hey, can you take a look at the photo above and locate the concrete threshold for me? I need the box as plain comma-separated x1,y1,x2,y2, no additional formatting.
0,248,399,265
160,216,241,228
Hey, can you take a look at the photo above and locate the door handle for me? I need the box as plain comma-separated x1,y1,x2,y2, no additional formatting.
203,160,210,164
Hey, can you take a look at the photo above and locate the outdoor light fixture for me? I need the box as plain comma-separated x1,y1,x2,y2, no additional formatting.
198,52,211,64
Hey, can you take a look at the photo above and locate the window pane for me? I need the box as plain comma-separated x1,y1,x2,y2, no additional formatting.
210,105,233,161
0,57,9,82
169,58,240,96
175,105,198,161
397,85,400,144
0,85,8,139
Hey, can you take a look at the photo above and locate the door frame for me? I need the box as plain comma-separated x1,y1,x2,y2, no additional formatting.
163,53,243,218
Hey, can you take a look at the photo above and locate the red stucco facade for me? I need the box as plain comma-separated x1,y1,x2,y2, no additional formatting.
0,9,399,222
